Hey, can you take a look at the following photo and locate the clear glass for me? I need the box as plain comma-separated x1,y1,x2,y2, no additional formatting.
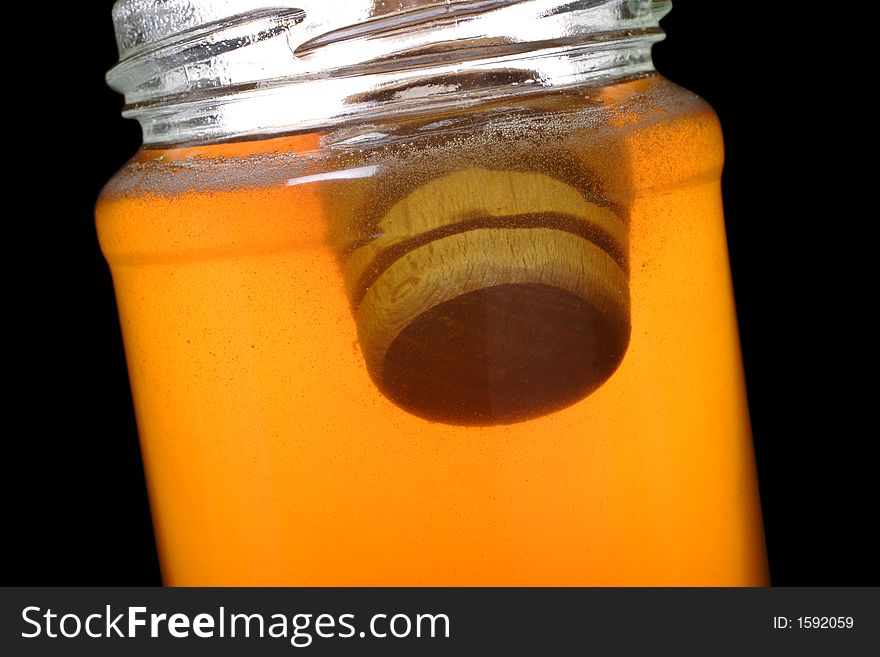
98,0,768,585
108,0,670,144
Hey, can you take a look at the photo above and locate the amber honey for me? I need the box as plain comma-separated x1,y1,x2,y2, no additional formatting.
97,77,768,585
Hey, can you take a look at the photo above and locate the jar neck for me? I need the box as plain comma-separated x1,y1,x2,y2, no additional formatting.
108,0,673,147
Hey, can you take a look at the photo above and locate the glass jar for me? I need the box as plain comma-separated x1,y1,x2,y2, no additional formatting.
97,0,768,585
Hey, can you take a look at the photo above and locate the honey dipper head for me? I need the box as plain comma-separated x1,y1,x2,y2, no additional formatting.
342,168,631,426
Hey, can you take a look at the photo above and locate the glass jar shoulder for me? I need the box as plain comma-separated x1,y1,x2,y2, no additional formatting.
602,75,725,198
95,74,724,263
95,134,330,265
98,74,720,197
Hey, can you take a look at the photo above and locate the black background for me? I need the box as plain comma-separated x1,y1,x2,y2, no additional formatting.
7,2,874,586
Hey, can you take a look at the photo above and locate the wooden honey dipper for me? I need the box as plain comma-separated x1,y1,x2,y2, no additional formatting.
331,163,631,426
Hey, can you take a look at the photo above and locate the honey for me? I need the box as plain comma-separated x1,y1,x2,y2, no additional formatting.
97,77,768,585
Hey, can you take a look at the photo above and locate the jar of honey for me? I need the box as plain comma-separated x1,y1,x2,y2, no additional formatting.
97,0,769,585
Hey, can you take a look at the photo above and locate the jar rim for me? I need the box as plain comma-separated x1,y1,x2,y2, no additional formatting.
108,0,671,146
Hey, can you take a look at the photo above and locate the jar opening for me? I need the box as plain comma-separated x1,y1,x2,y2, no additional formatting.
108,0,672,145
